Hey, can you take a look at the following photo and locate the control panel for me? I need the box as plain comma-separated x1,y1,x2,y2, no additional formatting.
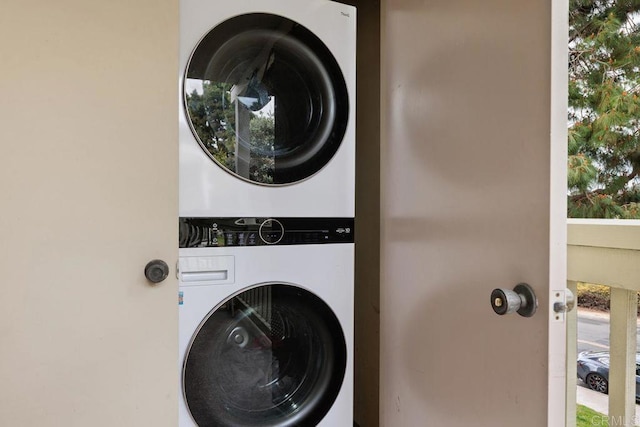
179,217,354,248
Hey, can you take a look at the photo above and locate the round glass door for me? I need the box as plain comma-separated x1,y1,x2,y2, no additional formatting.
184,13,349,185
183,284,347,426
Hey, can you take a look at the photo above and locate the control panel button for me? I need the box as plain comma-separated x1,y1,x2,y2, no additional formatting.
258,219,284,244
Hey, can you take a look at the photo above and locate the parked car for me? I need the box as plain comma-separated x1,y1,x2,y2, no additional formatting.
577,351,640,400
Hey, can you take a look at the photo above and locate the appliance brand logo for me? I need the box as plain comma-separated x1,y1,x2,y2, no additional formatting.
336,227,352,234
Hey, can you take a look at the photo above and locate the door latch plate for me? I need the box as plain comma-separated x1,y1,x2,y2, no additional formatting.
551,289,575,322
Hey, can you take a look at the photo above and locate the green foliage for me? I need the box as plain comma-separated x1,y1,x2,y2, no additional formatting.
576,404,609,427
576,403,640,426
186,82,237,171
568,1,640,218
576,283,611,310
248,114,275,182
185,81,275,183
576,282,640,312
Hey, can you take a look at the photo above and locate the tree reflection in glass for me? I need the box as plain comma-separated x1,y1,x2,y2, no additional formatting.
185,79,275,184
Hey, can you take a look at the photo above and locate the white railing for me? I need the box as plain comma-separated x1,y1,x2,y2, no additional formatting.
567,219,640,426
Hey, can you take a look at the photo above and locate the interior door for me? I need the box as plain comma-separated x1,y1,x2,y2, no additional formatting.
0,1,178,426
379,0,567,426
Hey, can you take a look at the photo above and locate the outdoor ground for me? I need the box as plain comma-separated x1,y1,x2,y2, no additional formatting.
575,286,640,426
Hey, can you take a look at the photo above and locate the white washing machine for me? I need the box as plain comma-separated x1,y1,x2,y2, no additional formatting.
178,217,354,426
179,0,356,218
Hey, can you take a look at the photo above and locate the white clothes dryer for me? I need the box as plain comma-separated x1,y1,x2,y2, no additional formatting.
179,0,356,217
178,217,354,426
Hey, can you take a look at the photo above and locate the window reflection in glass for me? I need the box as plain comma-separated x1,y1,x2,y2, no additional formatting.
183,284,346,426
185,80,275,184
183,13,349,186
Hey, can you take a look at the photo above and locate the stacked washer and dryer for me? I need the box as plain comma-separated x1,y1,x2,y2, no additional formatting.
178,0,356,426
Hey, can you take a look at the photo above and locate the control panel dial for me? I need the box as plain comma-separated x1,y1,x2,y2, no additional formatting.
259,219,285,245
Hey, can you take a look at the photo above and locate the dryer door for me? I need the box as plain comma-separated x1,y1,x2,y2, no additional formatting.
183,13,349,185
183,284,347,427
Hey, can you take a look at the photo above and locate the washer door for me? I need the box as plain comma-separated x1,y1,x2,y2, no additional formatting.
184,13,349,185
183,284,347,427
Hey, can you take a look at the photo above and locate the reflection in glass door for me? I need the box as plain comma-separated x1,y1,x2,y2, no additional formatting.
184,13,349,185
183,284,347,426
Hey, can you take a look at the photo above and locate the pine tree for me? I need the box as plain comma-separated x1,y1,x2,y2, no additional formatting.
568,0,640,218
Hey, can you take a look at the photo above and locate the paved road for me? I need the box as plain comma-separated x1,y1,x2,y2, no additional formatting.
576,309,640,417
577,309,640,353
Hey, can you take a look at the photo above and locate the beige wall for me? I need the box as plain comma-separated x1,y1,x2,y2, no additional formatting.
0,1,178,425
0,0,561,425
380,0,554,425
